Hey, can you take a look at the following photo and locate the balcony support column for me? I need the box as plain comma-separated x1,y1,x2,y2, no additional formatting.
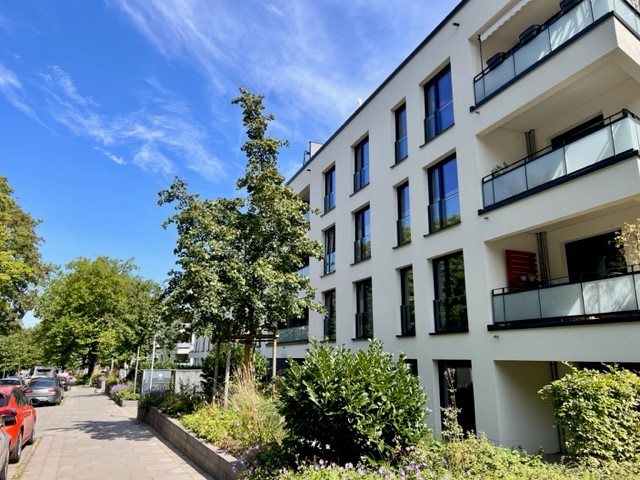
536,232,550,285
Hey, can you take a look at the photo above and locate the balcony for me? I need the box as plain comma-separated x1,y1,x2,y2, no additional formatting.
474,0,640,104
355,312,373,339
491,267,640,329
176,342,192,354
277,325,309,343
482,110,640,210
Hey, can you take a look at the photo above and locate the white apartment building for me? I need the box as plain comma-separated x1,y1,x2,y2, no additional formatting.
263,0,640,454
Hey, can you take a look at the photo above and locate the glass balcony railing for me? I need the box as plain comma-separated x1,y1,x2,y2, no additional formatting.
397,216,411,245
474,0,640,104
323,315,336,341
355,312,373,339
324,192,335,212
354,235,371,262
277,325,309,343
324,251,336,274
434,295,468,333
492,268,640,326
395,136,408,163
428,193,460,233
400,304,416,336
482,110,640,208
354,166,370,192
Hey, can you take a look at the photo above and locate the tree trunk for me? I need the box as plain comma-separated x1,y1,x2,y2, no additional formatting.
212,337,221,403
223,339,232,408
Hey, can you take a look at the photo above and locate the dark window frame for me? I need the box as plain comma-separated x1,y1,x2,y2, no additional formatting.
395,104,408,163
324,226,336,274
433,251,468,333
355,278,373,339
324,166,336,212
428,154,460,233
425,65,454,142
397,182,411,246
354,137,370,192
323,289,336,341
400,266,415,336
354,206,371,263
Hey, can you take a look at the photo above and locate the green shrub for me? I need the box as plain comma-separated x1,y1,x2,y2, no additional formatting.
105,374,119,386
88,372,102,386
183,368,283,456
539,364,640,466
277,339,429,465
138,388,204,416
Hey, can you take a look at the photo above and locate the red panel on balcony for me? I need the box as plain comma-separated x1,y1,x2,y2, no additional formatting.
506,250,538,291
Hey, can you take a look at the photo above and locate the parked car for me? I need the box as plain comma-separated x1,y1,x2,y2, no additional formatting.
0,386,36,463
0,415,15,480
23,378,63,406
30,366,58,379
0,377,26,388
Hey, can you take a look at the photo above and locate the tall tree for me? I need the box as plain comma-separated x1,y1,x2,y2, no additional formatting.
0,177,49,334
159,87,323,367
35,256,160,373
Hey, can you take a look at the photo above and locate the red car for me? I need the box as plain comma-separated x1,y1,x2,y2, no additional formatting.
0,386,36,463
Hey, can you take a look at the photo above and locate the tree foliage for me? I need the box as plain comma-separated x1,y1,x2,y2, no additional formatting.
539,364,640,466
614,219,640,267
0,328,44,374
35,256,160,372
159,87,323,367
278,339,429,465
0,176,49,334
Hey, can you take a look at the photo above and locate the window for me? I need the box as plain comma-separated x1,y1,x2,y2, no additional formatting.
354,206,371,262
425,65,454,141
397,182,411,245
433,251,467,332
400,266,415,336
324,226,336,274
355,278,373,339
324,166,336,212
324,289,336,341
428,155,460,233
395,104,408,162
354,137,370,192
438,361,476,435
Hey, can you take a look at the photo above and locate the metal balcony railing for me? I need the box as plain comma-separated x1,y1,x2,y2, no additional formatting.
428,193,460,233
353,166,370,192
397,216,411,245
474,0,640,104
324,192,335,212
482,110,640,208
323,315,336,341
395,136,408,162
354,235,371,262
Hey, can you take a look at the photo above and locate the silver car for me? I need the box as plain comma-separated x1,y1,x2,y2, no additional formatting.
23,378,63,406
0,415,16,480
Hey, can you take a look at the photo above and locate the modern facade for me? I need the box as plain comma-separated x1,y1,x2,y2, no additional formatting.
263,0,640,454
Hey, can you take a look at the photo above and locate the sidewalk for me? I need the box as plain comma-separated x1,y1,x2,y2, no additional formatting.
16,387,212,480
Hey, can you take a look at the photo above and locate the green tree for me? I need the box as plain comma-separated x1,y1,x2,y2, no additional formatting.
0,328,43,375
35,256,160,373
0,176,49,334
159,87,323,368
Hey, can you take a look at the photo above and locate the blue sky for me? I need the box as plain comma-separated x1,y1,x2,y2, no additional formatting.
1,1,459,313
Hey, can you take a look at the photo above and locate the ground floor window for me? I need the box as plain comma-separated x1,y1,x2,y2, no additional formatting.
438,360,476,436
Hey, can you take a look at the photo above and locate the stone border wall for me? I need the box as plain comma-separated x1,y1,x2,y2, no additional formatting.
138,406,238,480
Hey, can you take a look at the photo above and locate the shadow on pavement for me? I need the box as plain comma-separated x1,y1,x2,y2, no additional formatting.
49,419,154,441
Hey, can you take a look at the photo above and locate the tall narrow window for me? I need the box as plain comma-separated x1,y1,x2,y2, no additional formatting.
397,182,411,245
439,361,476,435
354,137,370,192
324,289,336,341
425,65,454,141
433,251,467,333
354,206,371,263
400,266,415,336
324,226,336,274
355,278,373,339
428,155,460,233
395,104,408,162
324,166,336,212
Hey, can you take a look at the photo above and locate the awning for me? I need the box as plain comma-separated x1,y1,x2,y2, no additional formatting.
480,0,534,42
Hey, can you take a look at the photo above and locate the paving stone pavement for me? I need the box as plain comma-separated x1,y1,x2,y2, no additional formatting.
11,386,213,480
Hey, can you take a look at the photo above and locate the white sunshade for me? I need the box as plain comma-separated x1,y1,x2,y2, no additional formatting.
480,0,534,42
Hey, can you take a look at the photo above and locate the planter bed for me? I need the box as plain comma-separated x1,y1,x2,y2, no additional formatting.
138,406,238,480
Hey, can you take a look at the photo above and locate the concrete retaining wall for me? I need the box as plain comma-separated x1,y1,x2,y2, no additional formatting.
138,406,238,480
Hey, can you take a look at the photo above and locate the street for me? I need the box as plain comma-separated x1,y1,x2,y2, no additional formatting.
9,386,212,479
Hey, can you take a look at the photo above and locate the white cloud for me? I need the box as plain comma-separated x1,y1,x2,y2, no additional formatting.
0,62,41,121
